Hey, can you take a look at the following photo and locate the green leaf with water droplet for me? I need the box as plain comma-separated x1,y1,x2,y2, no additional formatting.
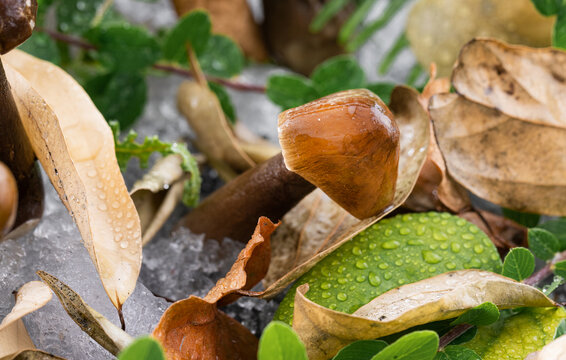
434,345,481,360
118,337,165,360
371,330,438,360
266,74,318,110
311,55,366,96
163,10,211,61
198,35,244,78
502,247,535,281
258,321,308,360
275,212,502,324
463,307,566,359
538,218,566,251
529,228,560,261
55,0,103,35
18,33,61,65
554,260,566,278
332,340,388,360
451,302,500,327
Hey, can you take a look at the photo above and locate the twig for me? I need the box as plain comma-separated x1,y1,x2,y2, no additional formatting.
35,28,266,93
438,324,472,350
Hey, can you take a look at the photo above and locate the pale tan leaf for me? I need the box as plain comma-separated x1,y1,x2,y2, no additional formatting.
3,50,142,309
526,334,566,360
0,349,66,360
233,121,280,164
177,81,255,180
0,321,34,358
259,86,430,296
130,154,186,245
36,271,133,356
292,270,554,360
0,281,51,332
430,92,566,215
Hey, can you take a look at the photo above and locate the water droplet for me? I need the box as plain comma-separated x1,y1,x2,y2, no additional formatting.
384,229,393,236
398,279,405,285
329,304,337,310
382,240,400,249
112,201,120,209
378,263,389,270
399,228,410,235
321,291,331,299
356,275,365,283
120,240,128,249
433,231,447,241
422,250,442,264
320,282,331,290
368,272,381,286
428,266,437,273
451,243,461,253
462,233,474,240
469,226,479,234
126,220,135,230
457,219,467,226
474,244,485,254
96,182,103,189
408,239,424,246
355,260,368,269
337,265,347,274
419,216,429,223
467,258,482,268
337,293,348,301
338,277,347,284
87,169,97,178
440,243,449,250
369,243,377,250
447,227,457,235
416,225,426,236
98,203,107,211
98,193,106,200
394,259,403,266
446,262,456,270
116,212,123,219
352,246,362,256
383,272,392,280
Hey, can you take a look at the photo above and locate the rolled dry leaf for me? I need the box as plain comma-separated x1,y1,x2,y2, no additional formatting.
4,50,142,310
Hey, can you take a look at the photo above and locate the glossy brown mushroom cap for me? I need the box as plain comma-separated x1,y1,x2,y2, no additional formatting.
0,0,38,54
278,89,400,219
0,161,18,236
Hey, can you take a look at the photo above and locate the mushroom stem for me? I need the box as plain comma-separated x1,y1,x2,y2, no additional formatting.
181,153,315,242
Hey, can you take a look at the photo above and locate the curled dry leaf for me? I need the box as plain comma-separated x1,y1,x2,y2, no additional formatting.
36,271,133,356
292,270,555,360
262,86,430,293
405,64,470,213
173,0,268,62
526,333,566,360
130,154,187,246
177,81,255,180
3,50,142,310
0,349,66,360
0,281,52,358
152,217,278,360
0,58,43,241
430,39,566,216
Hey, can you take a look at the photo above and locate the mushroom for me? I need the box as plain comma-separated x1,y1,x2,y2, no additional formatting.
181,89,400,242
0,161,18,236
0,0,43,239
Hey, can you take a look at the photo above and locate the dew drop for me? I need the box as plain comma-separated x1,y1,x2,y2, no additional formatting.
451,242,462,253
368,272,381,287
474,244,485,254
98,193,106,200
383,272,392,280
422,250,442,264
433,231,447,241
382,240,400,249
338,277,347,284
462,233,474,240
378,263,389,270
408,239,424,246
445,262,456,270
126,220,135,230
399,228,410,235
356,275,366,283
87,169,97,178
321,291,331,299
352,246,362,256
120,241,128,249
337,293,348,301
98,203,107,211
112,201,120,209
355,260,369,269
320,282,331,290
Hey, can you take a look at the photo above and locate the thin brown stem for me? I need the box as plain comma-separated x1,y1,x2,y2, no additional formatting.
34,28,266,93
438,324,473,350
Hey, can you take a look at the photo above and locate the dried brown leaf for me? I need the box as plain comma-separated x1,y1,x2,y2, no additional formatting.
293,270,555,360
260,86,430,295
130,154,187,246
0,350,66,360
0,161,18,237
36,271,133,356
4,50,142,309
153,217,278,360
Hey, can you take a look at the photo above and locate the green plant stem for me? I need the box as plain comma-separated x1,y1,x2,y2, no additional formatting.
91,0,114,28
35,28,266,93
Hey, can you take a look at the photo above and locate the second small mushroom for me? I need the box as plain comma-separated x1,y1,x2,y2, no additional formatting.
181,89,400,242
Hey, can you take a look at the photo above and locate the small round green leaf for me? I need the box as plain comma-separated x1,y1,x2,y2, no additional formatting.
502,247,535,281
56,0,103,34
18,33,61,65
528,228,560,261
554,260,566,279
451,302,500,327
266,74,318,110
371,330,439,360
434,345,481,360
502,208,540,228
311,55,366,96
163,10,211,61
118,337,165,360
199,35,244,78
366,83,396,104
258,321,308,360
332,340,388,360
538,218,566,251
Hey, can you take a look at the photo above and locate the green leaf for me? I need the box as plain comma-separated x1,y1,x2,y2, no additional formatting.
366,83,396,104
56,0,103,34
208,82,236,124
163,10,211,61
110,122,201,207
379,33,410,75
85,72,147,128
371,330,439,360
451,302,500,327
18,32,61,65
502,247,535,281
258,321,308,360
311,55,366,96
451,327,477,345
531,0,562,15
554,319,566,339
118,337,165,360
542,275,564,296
434,345,481,360
502,208,541,228
464,307,566,358
554,260,566,278
406,63,426,88
86,23,161,73
332,340,388,360
554,8,566,49
310,0,351,32
266,74,318,110
338,0,374,44
198,35,244,78
275,213,503,324
539,218,566,251
529,228,561,261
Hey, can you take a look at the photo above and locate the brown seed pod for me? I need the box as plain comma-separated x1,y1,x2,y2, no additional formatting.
0,0,38,54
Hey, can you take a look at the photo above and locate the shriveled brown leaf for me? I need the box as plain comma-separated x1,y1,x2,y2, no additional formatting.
260,85,430,294
130,154,187,246
36,271,133,356
4,50,142,310
293,270,555,360
0,281,52,358
172,0,268,62
153,217,278,360
526,334,566,360
177,81,255,181
0,350,66,360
